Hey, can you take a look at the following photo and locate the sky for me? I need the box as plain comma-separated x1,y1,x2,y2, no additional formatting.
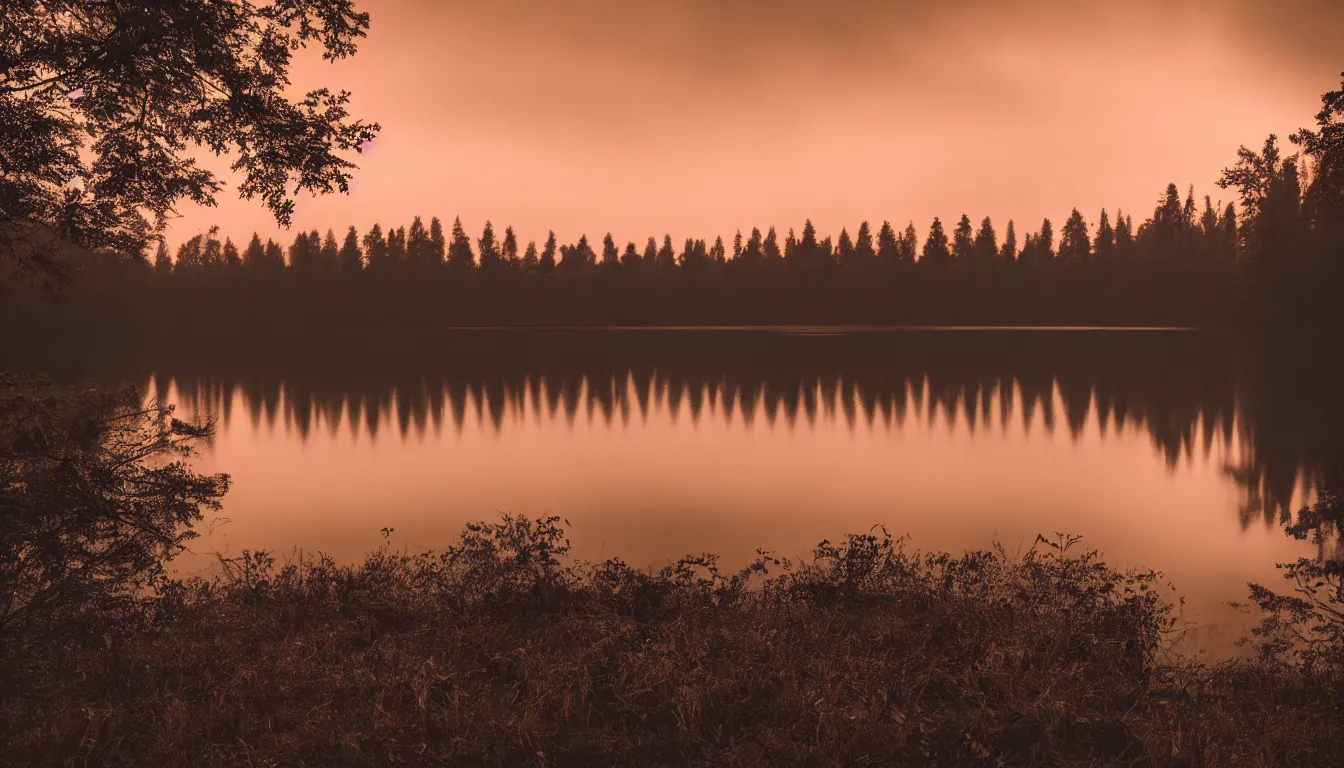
168,0,1344,252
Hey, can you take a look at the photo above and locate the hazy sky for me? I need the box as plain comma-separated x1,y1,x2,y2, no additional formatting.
170,0,1343,251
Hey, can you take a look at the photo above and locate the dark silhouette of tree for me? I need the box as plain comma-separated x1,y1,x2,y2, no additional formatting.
363,224,388,270
429,218,447,266
407,216,431,267
264,239,285,269
1291,71,1344,257
837,227,856,266
952,215,974,262
657,235,676,269
540,232,557,273
973,217,997,262
733,231,744,261
223,238,242,269
448,217,474,269
1059,209,1090,261
1,0,379,280
1000,220,1017,262
742,228,764,264
386,226,407,267
339,227,363,271
319,230,339,267
855,221,875,264
502,226,520,266
922,218,951,266
522,241,540,270
601,234,620,269
153,241,172,274
877,221,898,263
1094,211,1115,262
478,221,501,270
899,223,919,263
763,227,782,262
288,231,317,270
643,237,659,265
621,241,640,266
1114,212,1135,261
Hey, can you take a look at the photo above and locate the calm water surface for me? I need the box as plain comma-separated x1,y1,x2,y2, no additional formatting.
26,329,1339,656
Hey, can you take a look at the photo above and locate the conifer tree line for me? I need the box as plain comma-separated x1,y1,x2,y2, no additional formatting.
18,74,1344,330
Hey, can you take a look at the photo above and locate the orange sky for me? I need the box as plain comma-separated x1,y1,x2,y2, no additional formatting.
169,0,1344,252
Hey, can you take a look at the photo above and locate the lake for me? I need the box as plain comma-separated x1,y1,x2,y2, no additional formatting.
14,327,1338,657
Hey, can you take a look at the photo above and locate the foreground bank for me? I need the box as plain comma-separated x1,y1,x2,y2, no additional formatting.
2,512,1340,767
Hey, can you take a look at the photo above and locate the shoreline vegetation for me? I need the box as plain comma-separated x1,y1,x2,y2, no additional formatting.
3,379,1342,767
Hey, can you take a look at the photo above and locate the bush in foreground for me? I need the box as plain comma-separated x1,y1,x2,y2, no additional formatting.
2,515,1340,767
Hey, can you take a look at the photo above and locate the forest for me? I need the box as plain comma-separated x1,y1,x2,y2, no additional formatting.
5,124,1343,332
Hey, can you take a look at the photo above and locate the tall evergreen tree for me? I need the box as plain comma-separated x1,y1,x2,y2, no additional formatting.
643,236,658,264
621,241,640,266
539,231,557,272
711,236,726,264
837,227,856,266
876,221,898,263
448,217,474,269
921,217,951,266
1038,219,1055,260
952,215,974,261
478,221,501,269
1094,210,1115,262
898,222,919,263
601,233,620,268
763,227,782,262
363,224,388,269
502,226,519,265
732,230,743,261
854,221,875,263
386,226,407,266
153,240,172,274
222,237,241,268
319,229,339,266
1114,212,1135,260
522,241,539,270
339,226,363,270
657,235,676,269
973,217,997,262
743,227,764,263
243,233,265,268
429,217,446,266
407,216,430,266
264,239,285,268
1000,220,1017,261
1059,209,1090,261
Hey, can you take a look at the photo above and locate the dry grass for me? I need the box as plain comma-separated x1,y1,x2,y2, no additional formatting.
1,518,1339,767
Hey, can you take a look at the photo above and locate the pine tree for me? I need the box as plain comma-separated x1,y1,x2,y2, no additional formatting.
448,217,474,269
732,230,743,261
1059,209,1090,261
153,240,172,274
222,237,241,268
339,226,363,270
799,219,819,263
429,217,446,265
952,214,974,261
1094,210,1115,262
877,221,898,263
643,236,658,264
320,229,339,266
657,235,676,268
478,221,500,269
743,227,764,263
264,239,285,268
763,227,782,261
621,241,640,266
922,218,950,265
1114,212,1135,259
973,217,997,262
1000,220,1017,261
522,241,539,270
837,227,855,265
601,233,620,268
363,224,387,269
899,222,919,263
386,226,407,265
243,233,265,269
502,225,519,265
1038,218,1055,260
407,216,430,266
855,221,875,263
539,231,557,272
711,236,726,264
